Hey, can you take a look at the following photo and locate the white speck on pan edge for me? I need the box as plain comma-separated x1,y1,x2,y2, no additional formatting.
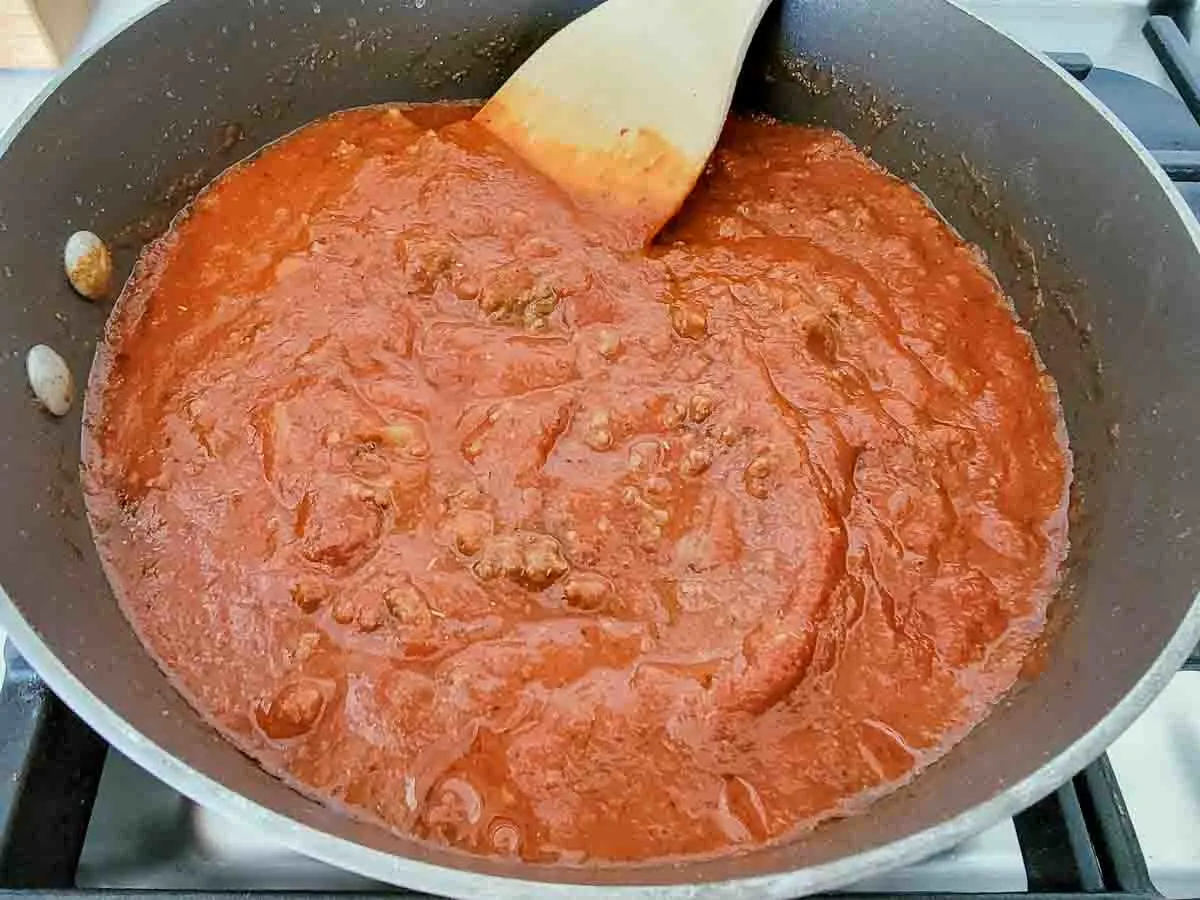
64,230,113,301
26,343,73,416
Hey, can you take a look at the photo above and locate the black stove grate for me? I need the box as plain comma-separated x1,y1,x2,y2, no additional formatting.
0,6,1198,900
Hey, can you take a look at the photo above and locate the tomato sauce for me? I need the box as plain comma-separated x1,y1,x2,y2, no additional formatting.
83,103,1070,863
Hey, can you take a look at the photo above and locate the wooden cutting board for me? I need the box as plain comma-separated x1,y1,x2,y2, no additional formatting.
0,0,91,69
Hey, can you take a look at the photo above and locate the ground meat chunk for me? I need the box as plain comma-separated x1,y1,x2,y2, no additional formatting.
473,531,570,589
295,477,386,571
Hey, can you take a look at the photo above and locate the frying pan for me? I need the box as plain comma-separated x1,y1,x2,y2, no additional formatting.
0,0,1197,896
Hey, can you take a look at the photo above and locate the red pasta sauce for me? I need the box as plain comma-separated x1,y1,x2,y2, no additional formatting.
83,103,1070,863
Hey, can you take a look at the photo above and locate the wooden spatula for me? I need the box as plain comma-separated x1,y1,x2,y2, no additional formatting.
476,0,775,248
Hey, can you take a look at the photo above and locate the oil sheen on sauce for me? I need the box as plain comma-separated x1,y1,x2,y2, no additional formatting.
83,103,1070,864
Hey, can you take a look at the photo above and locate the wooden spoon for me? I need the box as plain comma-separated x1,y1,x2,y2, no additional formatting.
476,0,776,248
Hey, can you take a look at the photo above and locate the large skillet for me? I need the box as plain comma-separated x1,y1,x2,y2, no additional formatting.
0,0,1197,896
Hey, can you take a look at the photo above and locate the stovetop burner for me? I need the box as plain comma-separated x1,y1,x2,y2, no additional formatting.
1071,16,1200,216
0,8,1196,900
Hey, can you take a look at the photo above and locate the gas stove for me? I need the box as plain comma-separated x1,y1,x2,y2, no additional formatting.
0,1,1196,898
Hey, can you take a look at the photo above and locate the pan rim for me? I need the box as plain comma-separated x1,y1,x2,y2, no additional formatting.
0,0,1198,896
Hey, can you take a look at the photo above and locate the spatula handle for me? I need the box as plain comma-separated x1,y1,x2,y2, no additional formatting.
681,0,776,41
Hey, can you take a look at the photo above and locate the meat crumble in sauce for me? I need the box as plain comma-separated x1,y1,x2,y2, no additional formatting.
83,103,1070,864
